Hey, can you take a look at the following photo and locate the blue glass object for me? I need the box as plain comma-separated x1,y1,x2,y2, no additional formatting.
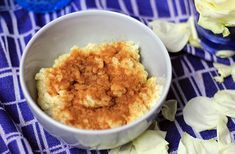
195,22,235,55
191,0,235,55
16,0,72,13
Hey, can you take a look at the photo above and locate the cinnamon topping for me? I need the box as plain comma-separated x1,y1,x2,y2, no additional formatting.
35,41,159,130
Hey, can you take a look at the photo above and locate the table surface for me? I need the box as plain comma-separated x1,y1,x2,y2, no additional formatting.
0,0,235,153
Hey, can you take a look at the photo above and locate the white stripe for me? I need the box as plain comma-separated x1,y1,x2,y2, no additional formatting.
174,120,184,135
204,50,211,61
175,0,183,17
0,18,11,67
22,138,33,153
16,139,26,154
189,77,201,96
44,14,50,24
171,67,215,81
170,84,184,109
11,70,20,102
200,59,209,69
65,6,70,14
3,99,26,105
192,128,202,138
189,0,195,15
6,134,24,144
100,0,107,9
22,119,37,127
191,45,196,55
71,2,79,11
9,0,15,8
9,11,22,60
19,36,26,51
53,12,58,20
150,0,158,18
118,0,129,14
29,12,37,36
95,0,103,9
0,28,40,37
176,112,183,116
228,57,233,65
32,123,43,152
6,132,22,139
0,72,14,78
0,67,11,73
60,8,65,16
64,145,71,154
48,145,67,153
212,54,217,62
0,7,21,12
0,17,9,33
167,0,177,22
170,151,177,154
231,131,235,142
130,0,139,15
9,12,18,35
80,0,87,10
174,81,188,104
33,143,64,153
38,125,50,153
183,0,190,15
2,150,10,154
4,0,9,8
0,125,8,144
183,57,202,96
0,36,11,67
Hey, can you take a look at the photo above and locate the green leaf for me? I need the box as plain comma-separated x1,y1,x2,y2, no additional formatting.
215,50,235,58
161,99,177,121
217,115,231,145
213,90,235,118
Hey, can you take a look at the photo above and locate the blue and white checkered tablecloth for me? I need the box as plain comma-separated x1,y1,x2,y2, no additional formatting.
0,0,235,153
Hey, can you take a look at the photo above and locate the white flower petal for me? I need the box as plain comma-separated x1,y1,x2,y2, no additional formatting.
133,130,169,154
195,0,235,36
213,63,232,78
214,76,224,83
161,99,177,121
149,20,191,53
217,115,231,145
219,143,235,154
216,50,235,58
213,90,235,118
178,133,220,154
198,15,230,37
183,97,220,132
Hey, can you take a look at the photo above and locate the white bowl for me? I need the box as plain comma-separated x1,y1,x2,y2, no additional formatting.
20,10,172,150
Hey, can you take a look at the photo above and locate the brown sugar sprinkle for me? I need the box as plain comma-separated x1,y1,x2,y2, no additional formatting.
46,41,156,130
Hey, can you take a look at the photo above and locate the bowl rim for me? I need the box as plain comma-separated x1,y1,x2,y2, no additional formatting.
19,9,172,135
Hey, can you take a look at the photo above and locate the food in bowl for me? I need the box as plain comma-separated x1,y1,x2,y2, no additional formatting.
35,41,161,130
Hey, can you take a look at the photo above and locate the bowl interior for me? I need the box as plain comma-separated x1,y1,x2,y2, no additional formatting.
22,10,171,115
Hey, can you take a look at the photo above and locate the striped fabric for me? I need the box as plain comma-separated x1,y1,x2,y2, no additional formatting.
0,0,235,153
